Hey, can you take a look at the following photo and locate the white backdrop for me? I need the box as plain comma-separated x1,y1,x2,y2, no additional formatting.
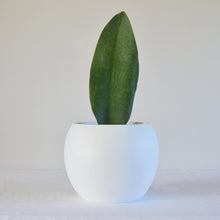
0,0,219,169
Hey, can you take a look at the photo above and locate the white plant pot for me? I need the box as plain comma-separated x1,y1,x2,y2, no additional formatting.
64,122,159,203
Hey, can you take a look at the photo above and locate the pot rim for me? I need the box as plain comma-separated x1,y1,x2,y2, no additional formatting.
71,122,152,126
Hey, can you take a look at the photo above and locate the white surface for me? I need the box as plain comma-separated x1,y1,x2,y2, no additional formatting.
0,0,220,170
64,123,158,202
0,170,220,219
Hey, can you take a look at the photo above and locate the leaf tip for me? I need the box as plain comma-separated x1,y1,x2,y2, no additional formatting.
117,11,127,17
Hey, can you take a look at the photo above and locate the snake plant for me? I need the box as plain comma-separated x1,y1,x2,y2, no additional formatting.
89,11,139,124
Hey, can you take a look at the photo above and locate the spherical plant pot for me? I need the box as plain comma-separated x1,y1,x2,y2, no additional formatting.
64,122,159,203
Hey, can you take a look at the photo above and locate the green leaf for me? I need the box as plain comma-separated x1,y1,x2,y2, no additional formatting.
89,11,139,124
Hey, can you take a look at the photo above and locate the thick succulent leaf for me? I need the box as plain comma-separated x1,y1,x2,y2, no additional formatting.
89,11,139,124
